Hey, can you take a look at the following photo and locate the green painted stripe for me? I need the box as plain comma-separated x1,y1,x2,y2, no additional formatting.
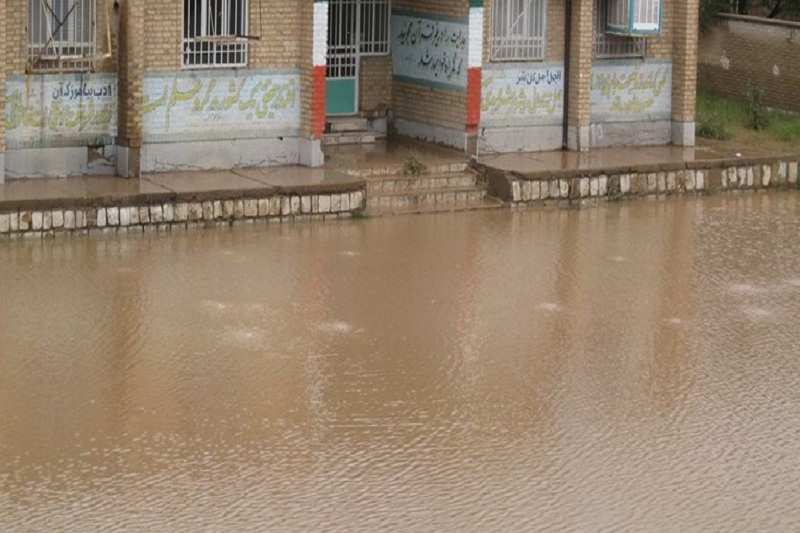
469,0,483,8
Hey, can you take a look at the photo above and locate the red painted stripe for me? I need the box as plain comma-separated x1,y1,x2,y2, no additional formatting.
312,65,326,140
466,67,481,134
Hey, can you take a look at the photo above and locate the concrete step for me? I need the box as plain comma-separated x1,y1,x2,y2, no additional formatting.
343,161,469,178
327,117,369,132
323,131,378,146
366,196,505,217
366,185,490,210
366,172,480,194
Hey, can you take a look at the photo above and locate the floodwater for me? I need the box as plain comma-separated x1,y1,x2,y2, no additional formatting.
2,192,800,532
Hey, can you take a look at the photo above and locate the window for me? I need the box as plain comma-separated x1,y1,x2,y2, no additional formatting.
605,0,661,35
183,0,248,67
359,0,390,55
594,0,645,58
28,0,97,72
490,0,546,62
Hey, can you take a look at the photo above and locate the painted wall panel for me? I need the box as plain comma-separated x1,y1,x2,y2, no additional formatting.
481,63,565,127
142,69,301,143
391,12,468,91
591,60,672,122
5,74,118,149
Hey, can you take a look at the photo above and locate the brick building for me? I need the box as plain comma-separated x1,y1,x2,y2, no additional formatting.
0,0,698,182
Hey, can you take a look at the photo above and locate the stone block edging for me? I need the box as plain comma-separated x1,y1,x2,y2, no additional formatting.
475,158,799,204
0,187,367,239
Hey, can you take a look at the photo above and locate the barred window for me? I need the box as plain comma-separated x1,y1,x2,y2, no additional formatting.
605,0,661,35
359,0,390,55
490,0,546,62
594,0,645,58
28,0,97,72
183,0,248,68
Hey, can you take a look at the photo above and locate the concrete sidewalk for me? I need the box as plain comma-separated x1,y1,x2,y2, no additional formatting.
478,143,794,175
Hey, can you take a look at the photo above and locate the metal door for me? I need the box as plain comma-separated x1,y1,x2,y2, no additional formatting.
326,0,358,115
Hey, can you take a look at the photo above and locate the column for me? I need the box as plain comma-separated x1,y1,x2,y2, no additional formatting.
117,0,145,177
300,0,327,167
466,0,483,157
671,0,699,146
566,0,593,151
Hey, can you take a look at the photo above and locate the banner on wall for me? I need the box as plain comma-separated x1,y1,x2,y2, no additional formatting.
391,13,468,90
4,73,117,148
142,70,301,142
591,61,672,122
480,64,565,126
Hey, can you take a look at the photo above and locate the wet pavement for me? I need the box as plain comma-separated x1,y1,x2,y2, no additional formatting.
478,143,794,174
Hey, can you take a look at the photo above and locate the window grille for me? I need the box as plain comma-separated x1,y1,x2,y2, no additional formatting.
606,0,661,35
183,0,248,67
490,0,546,62
28,0,97,72
359,0,390,55
594,0,645,58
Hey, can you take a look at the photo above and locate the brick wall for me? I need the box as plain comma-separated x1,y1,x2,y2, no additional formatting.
5,0,27,75
144,0,181,71
119,0,144,150
391,2,470,141
671,0,697,128
568,0,594,130
360,56,392,114
394,0,468,18
249,0,304,69
699,15,800,113
393,83,467,130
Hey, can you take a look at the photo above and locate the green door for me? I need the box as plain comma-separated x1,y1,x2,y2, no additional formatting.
326,0,358,115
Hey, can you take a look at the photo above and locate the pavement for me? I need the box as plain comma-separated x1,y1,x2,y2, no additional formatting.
0,137,794,210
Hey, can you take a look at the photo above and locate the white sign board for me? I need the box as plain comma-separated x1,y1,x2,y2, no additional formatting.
391,14,468,90
143,70,301,142
5,73,117,148
481,65,565,126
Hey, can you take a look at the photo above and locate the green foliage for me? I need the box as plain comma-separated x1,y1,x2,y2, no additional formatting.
402,151,428,176
696,90,800,146
696,111,733,140
746,85,770,131
769,112,800,142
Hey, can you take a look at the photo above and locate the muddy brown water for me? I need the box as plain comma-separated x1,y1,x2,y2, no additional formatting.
2,193,800,532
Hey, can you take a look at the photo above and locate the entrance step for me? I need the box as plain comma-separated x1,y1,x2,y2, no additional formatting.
323,131,377,146
365,169,504,216
327,117,369,132
366,172,480,194
343,161,468,178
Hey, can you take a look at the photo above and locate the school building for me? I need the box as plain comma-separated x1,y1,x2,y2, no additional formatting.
0,0,698,182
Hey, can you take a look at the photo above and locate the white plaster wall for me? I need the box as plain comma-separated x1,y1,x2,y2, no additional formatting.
393,118,467,152
590,121,672,148
141,138,301,173
479,125,563,153
5,146,116,178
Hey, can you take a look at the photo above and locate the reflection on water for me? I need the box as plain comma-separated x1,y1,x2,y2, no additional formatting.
2,192,800,531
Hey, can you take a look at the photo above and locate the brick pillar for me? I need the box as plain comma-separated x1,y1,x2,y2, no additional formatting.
0,0,6,184
299,0,327,168
466,0,483,158
566,0,593,151
117,0,144,177
671,0,698,146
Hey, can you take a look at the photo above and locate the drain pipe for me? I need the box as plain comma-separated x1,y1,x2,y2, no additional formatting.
562,0,572,149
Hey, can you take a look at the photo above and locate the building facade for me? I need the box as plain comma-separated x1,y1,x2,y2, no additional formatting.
0,0,698,182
